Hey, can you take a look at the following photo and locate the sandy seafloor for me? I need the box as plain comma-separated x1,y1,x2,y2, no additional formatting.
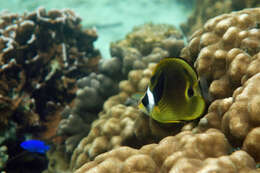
0,0,193,58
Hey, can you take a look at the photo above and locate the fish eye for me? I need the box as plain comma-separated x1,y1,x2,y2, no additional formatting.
187,87,194,97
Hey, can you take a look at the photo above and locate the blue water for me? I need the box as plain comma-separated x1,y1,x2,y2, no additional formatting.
0,0,193,58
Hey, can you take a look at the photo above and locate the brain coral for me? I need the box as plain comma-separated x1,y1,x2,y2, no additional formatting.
75,129,259,173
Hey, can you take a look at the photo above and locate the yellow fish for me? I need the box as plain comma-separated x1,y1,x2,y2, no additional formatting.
138,57,206,123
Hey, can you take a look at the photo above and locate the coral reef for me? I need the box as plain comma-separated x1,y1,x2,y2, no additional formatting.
42,145,70,173
74,7,260,172
57,72,119,154
70,105,142,170
65,23,186,171
110,23,185,76
75,129,258,173
0,7,100,171
56,23,185,159
197,71,260,161
180,0,260,36
181,7,260,162
0,7,100,130
181,8,260,99
69,64,156,170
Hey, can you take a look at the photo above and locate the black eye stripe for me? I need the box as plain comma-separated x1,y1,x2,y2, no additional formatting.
142,93,149,107
152,72,164,105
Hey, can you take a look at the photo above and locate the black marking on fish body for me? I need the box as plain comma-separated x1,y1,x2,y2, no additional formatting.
141,92,149,108
152,72,165,105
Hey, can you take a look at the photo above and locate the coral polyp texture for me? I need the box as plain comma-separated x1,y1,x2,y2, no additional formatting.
110,23,185,76
180,0,260,36
75,129,258,173
180,7,260,162
56,72,119,154
198,71,260,161
181,8,260,100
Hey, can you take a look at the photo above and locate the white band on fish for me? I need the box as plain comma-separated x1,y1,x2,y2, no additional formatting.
147,86,155,113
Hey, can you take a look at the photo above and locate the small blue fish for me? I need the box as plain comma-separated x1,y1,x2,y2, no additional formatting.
20,139,50,154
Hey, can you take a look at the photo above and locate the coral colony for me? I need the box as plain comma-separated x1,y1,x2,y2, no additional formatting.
1,3,260,173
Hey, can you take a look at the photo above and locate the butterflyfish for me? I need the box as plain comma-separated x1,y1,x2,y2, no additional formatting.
138,57,206,123
20,139,50,154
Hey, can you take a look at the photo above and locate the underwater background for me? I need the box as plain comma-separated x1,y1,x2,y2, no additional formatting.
0,0,194,59
0,0,260,173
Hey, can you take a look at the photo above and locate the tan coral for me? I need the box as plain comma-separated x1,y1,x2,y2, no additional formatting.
180,8,260,164
110,23,185,76
196,72,260,162
180,0,260,36
181,8,260,100
70,61,165,171
243,127,260,162
75,129,258,173
70,104,143,170
222,73,260,145
180,0,233,36
70,9,260,172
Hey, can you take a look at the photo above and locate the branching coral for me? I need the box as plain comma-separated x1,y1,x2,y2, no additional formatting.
0,7,100,131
